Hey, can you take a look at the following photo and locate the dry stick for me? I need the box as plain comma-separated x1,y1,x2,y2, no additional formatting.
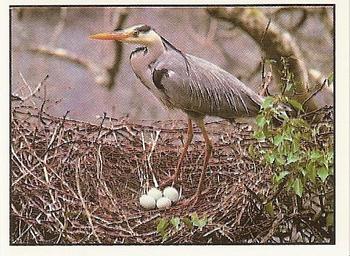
260,17,272,44
75,158,101,243
147,130,161,188
265,178,288,203
301,79,328,109
27,46,106,81
244,184,264,209
18,72,36,106
96,144,117,208
259,17,273,97
259,71,273,97
94,112,107,143
260,214,284,243
18,73,49,102
41,110,70,157
11,145,52,188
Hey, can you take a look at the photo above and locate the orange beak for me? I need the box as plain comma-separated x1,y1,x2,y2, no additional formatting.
89,31,130,41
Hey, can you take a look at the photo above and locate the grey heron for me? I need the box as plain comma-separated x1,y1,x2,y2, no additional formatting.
90,24,265,206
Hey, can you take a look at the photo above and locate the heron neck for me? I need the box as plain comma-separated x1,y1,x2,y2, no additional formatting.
130,39,166,77
144,40,166,65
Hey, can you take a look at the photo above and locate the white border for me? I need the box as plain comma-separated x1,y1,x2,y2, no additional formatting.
1,1,349,256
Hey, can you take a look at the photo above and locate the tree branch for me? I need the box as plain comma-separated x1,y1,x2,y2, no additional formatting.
207,7,318,111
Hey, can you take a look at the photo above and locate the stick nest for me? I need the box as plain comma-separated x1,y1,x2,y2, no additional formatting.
11,104,334,244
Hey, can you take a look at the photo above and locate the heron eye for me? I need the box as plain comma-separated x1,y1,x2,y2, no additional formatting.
133,30,140,37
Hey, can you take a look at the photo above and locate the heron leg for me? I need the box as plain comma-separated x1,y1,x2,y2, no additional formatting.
194,119,213,198
180,118,212,206
161,118,193,186
174,118,193,181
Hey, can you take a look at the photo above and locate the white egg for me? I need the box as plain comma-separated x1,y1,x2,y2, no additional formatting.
156,197,172,209
139,194,156,210
163,186,179,202
147,187,162,200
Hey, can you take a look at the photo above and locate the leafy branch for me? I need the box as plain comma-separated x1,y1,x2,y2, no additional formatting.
156,213,211,242
250,95,333,199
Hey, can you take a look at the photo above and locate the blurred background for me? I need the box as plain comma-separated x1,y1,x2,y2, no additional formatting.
11,6,334,123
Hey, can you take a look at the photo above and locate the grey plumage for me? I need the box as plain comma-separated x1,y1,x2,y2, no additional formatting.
151,51,264,120
129,39,264,121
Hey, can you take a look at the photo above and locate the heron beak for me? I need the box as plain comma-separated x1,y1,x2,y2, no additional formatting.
89,31,130,41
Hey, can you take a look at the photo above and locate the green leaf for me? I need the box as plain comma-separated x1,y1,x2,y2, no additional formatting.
287,153,300,164
248,145,256,157
326,213,334,227
262,96,275,109
161,232,169,242
288,99,304,112
285,81,293,92
275,155,286,165
256,115,267,128
190,212,199,223
190,213,207,231
328,72,334,84
317,166,329,182
274,170,289,183
286,179,294,192
265,153,275,164
156,218,169,234
310,150,322,161
293,178,303,197
306,162,317,183
254,130,266,141
170,217,181,230
291,140,300,153
264,202,274,216
273,135,284,146
182,217,193,229
156,218,170,242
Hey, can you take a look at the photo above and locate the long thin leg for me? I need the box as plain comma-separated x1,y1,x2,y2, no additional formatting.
181,118,213,206
161,117,193,186
194,118,213,199
173,118,193,182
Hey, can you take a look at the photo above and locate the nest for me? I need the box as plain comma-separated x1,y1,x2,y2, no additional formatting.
10,104,334,244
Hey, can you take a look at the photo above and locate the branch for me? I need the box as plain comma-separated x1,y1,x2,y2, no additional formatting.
106,8,129,90
302,79,327,109
17,73,49,102
27,45,108,85
207,7,318,111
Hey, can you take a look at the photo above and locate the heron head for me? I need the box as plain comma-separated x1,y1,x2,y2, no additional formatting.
89,24,160,46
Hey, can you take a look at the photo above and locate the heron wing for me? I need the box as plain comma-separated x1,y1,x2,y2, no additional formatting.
152,51,263,119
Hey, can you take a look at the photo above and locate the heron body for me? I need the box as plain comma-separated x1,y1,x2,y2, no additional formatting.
90,24,264,206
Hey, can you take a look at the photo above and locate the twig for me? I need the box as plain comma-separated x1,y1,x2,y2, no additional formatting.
302,79,327,109
261,214,284,243
259,71,272,96
260,18,271,44
94,112,107,143
75,158,101,243
18,73,49,102
27,45,107,84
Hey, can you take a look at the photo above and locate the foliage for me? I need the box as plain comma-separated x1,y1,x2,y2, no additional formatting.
156,213,211,242
250,95,334,199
